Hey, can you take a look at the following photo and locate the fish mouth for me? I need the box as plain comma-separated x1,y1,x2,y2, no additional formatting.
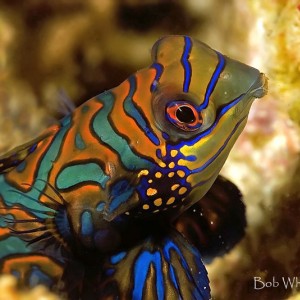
248,73,268,99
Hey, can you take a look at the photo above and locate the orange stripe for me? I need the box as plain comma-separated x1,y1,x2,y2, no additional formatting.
111,69,165,163
45,98,119,205
5,126,59,191
1,254,62,283
0,196,47,242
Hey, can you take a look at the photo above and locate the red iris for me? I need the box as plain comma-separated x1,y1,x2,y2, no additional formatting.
166,102,203,131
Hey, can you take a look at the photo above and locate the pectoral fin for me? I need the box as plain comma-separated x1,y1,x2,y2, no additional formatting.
97,229,210,300
174,175,246,263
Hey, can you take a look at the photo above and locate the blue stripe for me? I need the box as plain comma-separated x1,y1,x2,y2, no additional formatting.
93,92,153,171
163,239,191,276
108,179,135,214
80,210,93,236
163,238,188,297
150,63,164,92
110,251,126,264
132,250,165,300
181,36,192,93
29,144,37,154
16,161,26,172
176,94,244,149
163,237,210,299
0,118,72,218
29,266,54,287
169,266,181,299
198,51,225,111
124,76,160,146
191,115,247,174
75,132,86,150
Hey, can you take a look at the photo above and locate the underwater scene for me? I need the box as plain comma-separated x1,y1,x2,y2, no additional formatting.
0,1,299,299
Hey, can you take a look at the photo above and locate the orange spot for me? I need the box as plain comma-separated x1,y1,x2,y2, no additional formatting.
138,170,149,177
171,184,180,191
177,170,185,178
159,161,166,168
178,187,187,195
155,172,162,178
154,198,162,207
170,150,178,157
147,188,157,196
166,197,176,205
168,162,175,168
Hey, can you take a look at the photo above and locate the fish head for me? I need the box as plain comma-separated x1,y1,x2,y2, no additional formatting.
133,35,268,215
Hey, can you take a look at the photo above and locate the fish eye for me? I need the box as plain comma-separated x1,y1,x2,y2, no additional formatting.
176,106,195,123
166,101,203,131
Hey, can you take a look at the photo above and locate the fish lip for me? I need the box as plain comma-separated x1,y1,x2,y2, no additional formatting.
248,73,268,98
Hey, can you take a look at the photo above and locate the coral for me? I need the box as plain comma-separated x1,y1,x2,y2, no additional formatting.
207,1,300,299
0,275,61,300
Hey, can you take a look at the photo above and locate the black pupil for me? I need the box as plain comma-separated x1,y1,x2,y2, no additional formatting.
176,106,196,123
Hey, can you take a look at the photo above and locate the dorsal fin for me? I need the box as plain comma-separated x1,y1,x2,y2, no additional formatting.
0,132,51,173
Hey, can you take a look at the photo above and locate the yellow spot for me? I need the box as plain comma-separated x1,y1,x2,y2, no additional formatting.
159,161,166,168
155,172,162,178
170,150,178,157
186,175,193,183
154,198,162,207
168,172,175,178
178,159,185,166
143,204,150,210
138,169,149,177
168,162,175,169
177,170,185,178
147,188,158,196
166,197,175,205
171,184,180,191
178,187,187,195
148,179,153,183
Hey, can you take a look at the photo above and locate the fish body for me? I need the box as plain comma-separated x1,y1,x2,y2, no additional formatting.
0,35,267,299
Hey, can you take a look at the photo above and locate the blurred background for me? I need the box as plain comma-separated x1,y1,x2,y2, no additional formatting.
0,0,300,299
